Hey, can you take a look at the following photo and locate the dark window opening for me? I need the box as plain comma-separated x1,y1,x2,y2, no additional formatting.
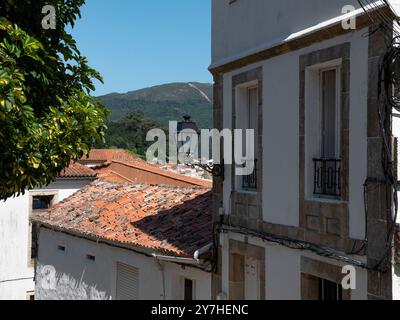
30,223,38,260
184,278,194,300
319,279,343,301
32,195,54,210
86,254,96,262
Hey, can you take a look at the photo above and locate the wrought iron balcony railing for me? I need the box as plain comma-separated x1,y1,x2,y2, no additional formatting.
313,158,341,198
242,160,257,190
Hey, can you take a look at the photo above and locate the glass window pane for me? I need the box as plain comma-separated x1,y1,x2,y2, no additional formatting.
321,69,337,159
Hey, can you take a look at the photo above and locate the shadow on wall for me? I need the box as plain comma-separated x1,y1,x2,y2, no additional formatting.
132,192,212,257
35,264,109,300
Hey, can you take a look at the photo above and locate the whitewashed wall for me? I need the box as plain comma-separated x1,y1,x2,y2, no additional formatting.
0,179,93,300
211,0,365,66
35,228,211,300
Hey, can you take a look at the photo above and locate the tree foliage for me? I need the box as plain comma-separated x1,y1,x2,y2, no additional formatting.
0,0,108,200
95,112,166,158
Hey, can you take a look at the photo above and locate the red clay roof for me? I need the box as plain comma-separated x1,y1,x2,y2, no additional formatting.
79,149,212,188
80,149,142,163
58,162,97,178
96,169,134,183
31,180,212,258
95,160,212,189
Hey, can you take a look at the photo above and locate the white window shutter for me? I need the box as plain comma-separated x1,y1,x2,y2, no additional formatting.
116,263,139,300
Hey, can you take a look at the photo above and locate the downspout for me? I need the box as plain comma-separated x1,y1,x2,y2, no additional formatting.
152,256,166,300
151,244,213,299
193,243,213,263
152,243,213,266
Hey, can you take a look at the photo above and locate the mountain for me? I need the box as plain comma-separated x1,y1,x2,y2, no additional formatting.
98,82,213,129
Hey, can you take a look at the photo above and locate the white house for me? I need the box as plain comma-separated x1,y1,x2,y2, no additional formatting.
210,0,400,300
0,163,97,300
32,180,213,300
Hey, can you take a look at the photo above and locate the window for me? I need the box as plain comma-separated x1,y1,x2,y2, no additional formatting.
301,274,343,300
32,195,54,210
319,279,343,301
184,278,194,300
26,291,35,301
28,192,57,266
30,223,38,260
229,253,262,300
244,257,260,300
313,68,341,198
86,254,96,262
116,262,139,300
236,85,259,191
305,62,342,199
320,69,339,159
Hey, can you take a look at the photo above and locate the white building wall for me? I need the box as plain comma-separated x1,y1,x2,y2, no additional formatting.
392,110,400,300
394,265,400,300
220,232,368,300
35,229,211,300
0,179,93,300
211,0,365,67
222,29,369,238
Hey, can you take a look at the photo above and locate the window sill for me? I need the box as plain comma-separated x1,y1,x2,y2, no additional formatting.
236,190,258,195
305,196,344,204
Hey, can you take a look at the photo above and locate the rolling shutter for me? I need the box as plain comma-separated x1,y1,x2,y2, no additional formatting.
116,263,139,300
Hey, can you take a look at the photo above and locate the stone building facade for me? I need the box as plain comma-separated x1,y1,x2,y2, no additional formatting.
210,0,400,300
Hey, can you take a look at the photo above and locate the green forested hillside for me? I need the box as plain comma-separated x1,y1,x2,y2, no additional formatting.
94,111,166,157
98,82,213,129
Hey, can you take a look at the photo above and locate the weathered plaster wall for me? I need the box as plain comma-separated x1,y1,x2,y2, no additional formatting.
36,229,211,300
0,179,93,300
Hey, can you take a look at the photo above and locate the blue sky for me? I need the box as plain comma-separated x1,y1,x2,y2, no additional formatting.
71,0,212,96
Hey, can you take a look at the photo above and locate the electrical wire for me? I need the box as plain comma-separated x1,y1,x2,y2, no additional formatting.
358,0,400,272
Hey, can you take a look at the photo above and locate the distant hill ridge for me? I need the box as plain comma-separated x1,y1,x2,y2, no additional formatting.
98,82,213,129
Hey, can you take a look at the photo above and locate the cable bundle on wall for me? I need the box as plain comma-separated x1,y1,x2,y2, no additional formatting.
358,0,400,272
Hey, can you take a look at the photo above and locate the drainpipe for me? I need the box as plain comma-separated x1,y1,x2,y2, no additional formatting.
152,256,166,300
193,243,213,263
152,243,213,266
152,254,198,266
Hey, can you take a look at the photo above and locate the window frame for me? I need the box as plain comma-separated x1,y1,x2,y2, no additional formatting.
234,81,259,193
319,66,342,160
304,58,343,202
28,190,59,267
184,278,195,301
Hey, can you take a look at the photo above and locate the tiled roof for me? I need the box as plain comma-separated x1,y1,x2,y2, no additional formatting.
58,162,97,178
80,149,141,163
31,180,212,258
96,160,213,189
96,169,134,183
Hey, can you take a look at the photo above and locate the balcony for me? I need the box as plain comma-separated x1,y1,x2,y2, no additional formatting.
242,160,257,191
313,158,341,198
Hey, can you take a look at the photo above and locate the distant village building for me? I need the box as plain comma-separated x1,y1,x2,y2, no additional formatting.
31,180,212,300
210,0,400,300
0,163,97,300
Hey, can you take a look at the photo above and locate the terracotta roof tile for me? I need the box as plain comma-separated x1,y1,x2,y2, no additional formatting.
58,162,97,178
95,160,212,189
80,149,142,163
31,180,212,258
